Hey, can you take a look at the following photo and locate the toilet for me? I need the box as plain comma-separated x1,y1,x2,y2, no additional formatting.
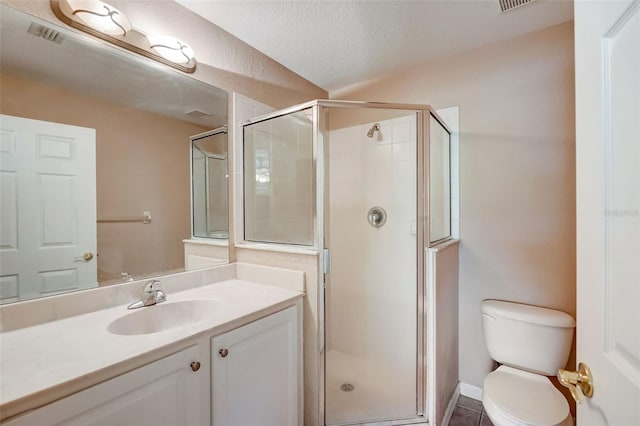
481,299,575,426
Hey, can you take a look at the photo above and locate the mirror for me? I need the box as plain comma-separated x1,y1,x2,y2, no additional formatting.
0,5,229,304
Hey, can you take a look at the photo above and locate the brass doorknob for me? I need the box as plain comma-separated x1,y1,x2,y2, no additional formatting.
558,362,593,403
74,252,94,262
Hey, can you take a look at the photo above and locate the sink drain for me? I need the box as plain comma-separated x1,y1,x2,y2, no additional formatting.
340,383,354,392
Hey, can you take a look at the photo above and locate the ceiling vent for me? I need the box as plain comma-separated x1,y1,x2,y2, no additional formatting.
27,22,64,44
185,110,211,118
498,0,536,13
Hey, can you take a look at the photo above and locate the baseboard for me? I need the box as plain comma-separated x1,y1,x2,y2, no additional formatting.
459,382,483,401
441,383,461,426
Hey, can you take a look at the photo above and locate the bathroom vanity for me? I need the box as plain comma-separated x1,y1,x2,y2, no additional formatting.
0,264,304,425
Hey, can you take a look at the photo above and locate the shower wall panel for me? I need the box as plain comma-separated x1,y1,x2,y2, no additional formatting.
244,110,314,245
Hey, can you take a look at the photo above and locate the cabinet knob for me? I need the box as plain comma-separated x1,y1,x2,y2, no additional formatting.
219,348,229,358
190,361,201,371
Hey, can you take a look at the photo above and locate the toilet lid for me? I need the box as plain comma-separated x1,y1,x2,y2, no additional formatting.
483,366,569,426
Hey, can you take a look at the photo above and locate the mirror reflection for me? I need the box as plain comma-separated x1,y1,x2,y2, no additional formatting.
0,5,228,304
191,128,229,239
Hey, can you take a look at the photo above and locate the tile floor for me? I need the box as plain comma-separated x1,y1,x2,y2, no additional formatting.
448,396,493,426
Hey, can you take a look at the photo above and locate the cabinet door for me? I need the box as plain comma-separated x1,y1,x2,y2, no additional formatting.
212,306,300,426
5,346,204,426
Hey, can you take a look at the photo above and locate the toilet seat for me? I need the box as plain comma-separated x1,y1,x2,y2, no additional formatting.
482,366,572,426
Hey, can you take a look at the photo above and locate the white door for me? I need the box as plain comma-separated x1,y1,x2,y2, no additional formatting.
211,306,300,426
575,0,640,424
0,115,97,303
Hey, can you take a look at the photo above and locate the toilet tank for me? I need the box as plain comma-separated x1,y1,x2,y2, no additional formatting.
481,300,575,376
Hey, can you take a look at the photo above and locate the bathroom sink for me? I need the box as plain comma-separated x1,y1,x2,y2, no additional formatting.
107,300,221,335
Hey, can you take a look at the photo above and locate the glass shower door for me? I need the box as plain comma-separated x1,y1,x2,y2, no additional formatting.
324,108,418,425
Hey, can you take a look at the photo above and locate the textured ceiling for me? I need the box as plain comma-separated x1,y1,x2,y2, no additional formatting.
176,0,574,93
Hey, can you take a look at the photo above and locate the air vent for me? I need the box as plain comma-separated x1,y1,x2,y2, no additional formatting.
498,0,536,13
27,22,64,44
185,110,211,118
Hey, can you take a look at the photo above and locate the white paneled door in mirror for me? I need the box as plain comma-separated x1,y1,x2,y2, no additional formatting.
575,0,640,423
0,115,97,303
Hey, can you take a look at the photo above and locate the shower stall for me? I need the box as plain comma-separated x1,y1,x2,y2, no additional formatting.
242,100,452,426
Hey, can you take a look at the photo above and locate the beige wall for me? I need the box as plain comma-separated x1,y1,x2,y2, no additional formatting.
336,22,576,391
1,72,209,282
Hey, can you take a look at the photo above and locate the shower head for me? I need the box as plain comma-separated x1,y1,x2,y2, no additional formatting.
366,123,380,138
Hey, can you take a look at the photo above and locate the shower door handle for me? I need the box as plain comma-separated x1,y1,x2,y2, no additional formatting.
323,249,331,274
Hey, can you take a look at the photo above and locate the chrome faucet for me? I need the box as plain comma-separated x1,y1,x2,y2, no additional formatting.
127,280,167,309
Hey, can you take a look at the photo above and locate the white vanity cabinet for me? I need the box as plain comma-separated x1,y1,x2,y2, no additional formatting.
1,300,302,426
4,345,205,426
211,306,301,426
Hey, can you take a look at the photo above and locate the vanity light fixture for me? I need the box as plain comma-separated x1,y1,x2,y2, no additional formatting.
64,0,130,36
147,35,195,65
51,0,196,73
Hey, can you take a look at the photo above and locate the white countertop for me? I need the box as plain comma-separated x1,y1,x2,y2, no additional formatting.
0,279,302,421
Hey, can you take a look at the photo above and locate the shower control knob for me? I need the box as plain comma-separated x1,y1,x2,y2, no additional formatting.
367,206,388,228
219,348,229,358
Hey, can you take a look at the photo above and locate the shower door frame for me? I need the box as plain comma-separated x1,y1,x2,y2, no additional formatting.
314,100,449,426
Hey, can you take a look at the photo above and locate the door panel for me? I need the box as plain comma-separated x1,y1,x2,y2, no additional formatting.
0,115,97,302
40,174,76,246
3,346,202,426
211,306,300,426
575,0,640,423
